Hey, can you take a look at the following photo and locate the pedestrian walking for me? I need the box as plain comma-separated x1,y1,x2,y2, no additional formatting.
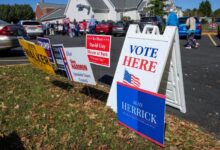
184,13,199,49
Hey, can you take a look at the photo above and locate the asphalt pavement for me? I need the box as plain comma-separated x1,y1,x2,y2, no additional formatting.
0,34,220,139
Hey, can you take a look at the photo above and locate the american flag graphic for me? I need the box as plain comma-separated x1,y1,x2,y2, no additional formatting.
123,70,141,88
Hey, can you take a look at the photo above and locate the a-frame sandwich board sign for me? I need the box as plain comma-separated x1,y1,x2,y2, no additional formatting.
107,24,186,113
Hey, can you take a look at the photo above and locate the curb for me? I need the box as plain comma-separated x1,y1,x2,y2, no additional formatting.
202,33,218,35
0,63,29,67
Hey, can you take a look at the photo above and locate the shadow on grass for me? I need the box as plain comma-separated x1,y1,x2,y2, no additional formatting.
52,80,74,91
0,131,25,150
55,70,68,78
98,75,113,86
80,86,108,103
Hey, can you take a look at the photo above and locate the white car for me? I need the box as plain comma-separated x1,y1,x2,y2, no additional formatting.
18,20,44,38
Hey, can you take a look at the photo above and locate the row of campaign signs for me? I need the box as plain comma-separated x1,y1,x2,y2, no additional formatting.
19,25,186,147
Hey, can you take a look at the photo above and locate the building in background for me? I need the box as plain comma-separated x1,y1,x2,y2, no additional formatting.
64,0,150,22
164,0,183,17
40,8,66,24
35,0,66,23
35,0,183,24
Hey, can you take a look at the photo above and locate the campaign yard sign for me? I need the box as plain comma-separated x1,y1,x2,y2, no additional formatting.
37,37,54,63
117,82,166,147
52,44,66,71
62,47,96,85
18,39,55,75
86,34,111,67
107,25,186,113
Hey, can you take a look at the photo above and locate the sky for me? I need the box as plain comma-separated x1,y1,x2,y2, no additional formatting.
0,0,220,11
0,0,68,10
174,0,220,11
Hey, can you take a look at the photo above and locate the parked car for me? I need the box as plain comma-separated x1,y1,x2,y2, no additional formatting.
95,21,114,34
18,20,43,38
215,18,220,37
112,20,134,36
139,16,164,33
178,17,202,39
0,19,28,50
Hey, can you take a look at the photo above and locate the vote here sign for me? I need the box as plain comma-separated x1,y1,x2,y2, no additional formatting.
86,34,111,67
107,25,175,112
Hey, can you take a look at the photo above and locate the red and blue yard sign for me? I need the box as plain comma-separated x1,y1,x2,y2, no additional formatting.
117,82,166,147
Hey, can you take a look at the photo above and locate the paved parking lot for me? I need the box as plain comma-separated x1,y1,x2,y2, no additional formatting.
0,34,220,139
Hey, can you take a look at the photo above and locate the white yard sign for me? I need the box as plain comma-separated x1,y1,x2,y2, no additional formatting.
63,47,96,85
107,25,186,113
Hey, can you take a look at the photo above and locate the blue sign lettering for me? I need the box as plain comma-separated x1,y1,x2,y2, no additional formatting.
129,45,159,58
117,82,166,147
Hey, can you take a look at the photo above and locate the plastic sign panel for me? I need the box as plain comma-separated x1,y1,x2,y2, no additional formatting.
86,34,111,67
159,30,186,113
62,47,96,85
107,25,175,112
117,82,166,147
18,39,55,75
37,37,55,63
52,44,66,71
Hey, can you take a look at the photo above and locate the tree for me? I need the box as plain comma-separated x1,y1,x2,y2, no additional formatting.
183,9,191,17
198,0,212,17
146,0,167,17
213,9,220,18
0,4,34,23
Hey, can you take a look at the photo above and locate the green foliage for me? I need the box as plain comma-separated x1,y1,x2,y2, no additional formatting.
184,8,203,17
0,4,35,23
198,0,212,17
122,16,131,21
201,19,208,24
146,0,167,17
213,9,220,18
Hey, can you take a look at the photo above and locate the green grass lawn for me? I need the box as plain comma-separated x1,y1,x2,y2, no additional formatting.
0,65,218,149
202,23,217,32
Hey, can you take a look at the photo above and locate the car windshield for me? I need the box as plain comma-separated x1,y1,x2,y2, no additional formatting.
178,18,187,24
23,21,40,25
0,19,9,24
141,17,157,22
216,19,220,22
115,22,124,27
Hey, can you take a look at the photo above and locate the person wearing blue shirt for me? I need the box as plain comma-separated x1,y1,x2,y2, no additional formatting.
167,8,179,26
88,15,96,34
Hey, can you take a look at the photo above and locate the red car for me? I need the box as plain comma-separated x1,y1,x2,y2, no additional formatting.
79,21,88,33
95,21,114,34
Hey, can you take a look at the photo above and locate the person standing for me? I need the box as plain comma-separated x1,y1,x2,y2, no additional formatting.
73,19,79,37
166,8,179,26
184,13,199,49
88,15,96,34
69,22,75,38
50,23,55,35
